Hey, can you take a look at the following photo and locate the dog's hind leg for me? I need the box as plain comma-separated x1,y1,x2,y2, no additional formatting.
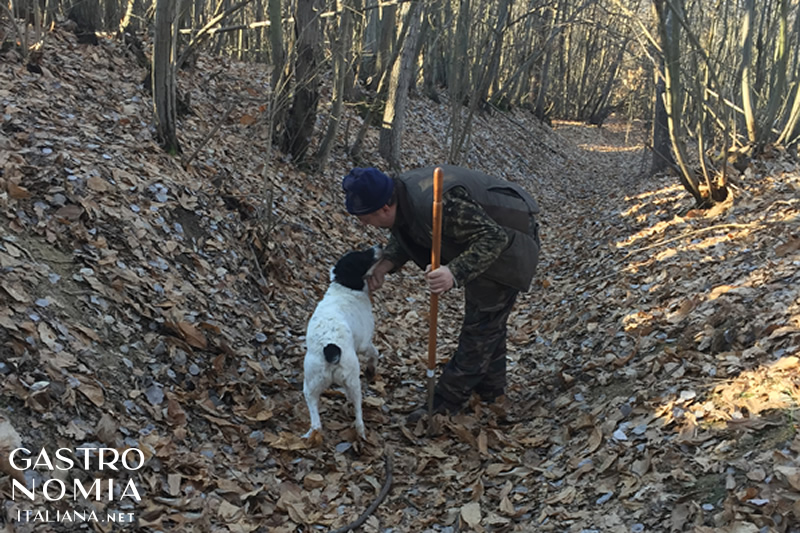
344,373,365,439
303,379,324,439
362,343,380,382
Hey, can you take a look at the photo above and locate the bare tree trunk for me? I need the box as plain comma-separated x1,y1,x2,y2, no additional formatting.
253,0,263,61
268,0,287,128
193,0,203,30
758,0,787,151
120,0,136,33
739,0,758,146
350,5,414,159
421,0,443,103
588,39,627,126
448,0,510,161
105,0,120,33
490,0,592,112
343,0,364,102
370,0,396,90
282,0,321,163
315,0,355,170
378,0,423,171
236,11,244,60
650,62,674,175
447,0,471,163
534,40,552,120
655,0,704,206
477,0,511,105
361,0,379,80
777,0,800,147
153,0,181,154
67,0,100,43
779,86,800,149
213,0,229,55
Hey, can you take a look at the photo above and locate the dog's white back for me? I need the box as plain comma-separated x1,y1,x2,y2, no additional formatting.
306,283,374,363
303,247,381,439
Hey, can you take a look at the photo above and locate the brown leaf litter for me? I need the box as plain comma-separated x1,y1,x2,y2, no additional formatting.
1,26,800,533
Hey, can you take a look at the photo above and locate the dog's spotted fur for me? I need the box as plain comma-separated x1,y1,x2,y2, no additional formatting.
303,246,382,439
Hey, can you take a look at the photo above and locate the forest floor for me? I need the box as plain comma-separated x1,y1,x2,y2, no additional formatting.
1,26,800,533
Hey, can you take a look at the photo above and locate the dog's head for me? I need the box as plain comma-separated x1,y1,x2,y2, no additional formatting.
330,245,383,291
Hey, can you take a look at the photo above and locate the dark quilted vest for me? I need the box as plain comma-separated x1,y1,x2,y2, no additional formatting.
393,165,540,291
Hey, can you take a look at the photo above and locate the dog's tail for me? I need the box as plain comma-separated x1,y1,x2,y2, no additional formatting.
324,343,341,364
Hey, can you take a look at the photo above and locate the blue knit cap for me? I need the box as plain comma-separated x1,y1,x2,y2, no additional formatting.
342,167,394,215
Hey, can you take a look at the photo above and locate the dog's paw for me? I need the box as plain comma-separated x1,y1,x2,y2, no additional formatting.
355,422,366,440
302,427,320,439
303,428,324,447
364,362,376,382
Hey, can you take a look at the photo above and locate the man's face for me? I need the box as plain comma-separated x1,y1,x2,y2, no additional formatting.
357,204,396,228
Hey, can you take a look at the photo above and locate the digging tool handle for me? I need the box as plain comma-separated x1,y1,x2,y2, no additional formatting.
427,167,444,423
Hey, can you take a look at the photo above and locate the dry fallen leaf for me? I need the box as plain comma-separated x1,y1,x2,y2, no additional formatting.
584,426,603,454
217,499,241,521
775,237,800,257
0,417,25,484
87,176,110,192
267,432,310,451
7,182,31,199
95,413,118,444
177,321,208,349
708,284,738,300
76,376,105,407
167,473,182,496
460,501,482,529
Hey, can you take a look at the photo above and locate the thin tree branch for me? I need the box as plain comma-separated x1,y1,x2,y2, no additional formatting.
329,449,393,533
181,101,236,168
176,0,256,70
179,21,272,35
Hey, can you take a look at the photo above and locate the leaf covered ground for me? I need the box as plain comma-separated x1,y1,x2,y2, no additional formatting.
1,27,800,533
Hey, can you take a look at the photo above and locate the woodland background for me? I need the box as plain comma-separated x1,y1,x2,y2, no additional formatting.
1,0,800,532
7,0,800,201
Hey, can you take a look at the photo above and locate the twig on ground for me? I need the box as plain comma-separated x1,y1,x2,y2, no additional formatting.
182,102,236,168
248,242,269,288
329,448,394,533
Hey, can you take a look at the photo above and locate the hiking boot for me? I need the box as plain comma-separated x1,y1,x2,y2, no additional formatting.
472,392,510,422
406,395,460,424
477,388,505,404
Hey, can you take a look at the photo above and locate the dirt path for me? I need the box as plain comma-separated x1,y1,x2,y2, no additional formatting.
489,119,800,532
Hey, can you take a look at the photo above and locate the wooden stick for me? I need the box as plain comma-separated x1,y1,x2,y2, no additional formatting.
329,448,393,533
427,167,444,429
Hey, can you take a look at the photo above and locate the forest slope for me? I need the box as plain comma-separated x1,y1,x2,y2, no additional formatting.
1,28,800,533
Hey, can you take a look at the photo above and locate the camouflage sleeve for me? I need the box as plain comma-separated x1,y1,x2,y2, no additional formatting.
384,234,411,270
442,186,508,286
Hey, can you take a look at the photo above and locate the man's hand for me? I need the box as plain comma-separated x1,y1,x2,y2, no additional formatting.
424,265,455,294
366,258,395,292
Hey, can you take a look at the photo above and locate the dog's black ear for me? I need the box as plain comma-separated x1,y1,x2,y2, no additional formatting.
332,249,374,290
324,344,341,364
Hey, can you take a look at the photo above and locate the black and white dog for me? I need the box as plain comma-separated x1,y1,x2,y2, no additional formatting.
303,245,382,439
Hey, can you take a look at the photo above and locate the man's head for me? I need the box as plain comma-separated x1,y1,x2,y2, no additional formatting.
342,167,397,228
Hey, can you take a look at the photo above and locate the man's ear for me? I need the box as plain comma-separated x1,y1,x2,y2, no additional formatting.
381,203,396,220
